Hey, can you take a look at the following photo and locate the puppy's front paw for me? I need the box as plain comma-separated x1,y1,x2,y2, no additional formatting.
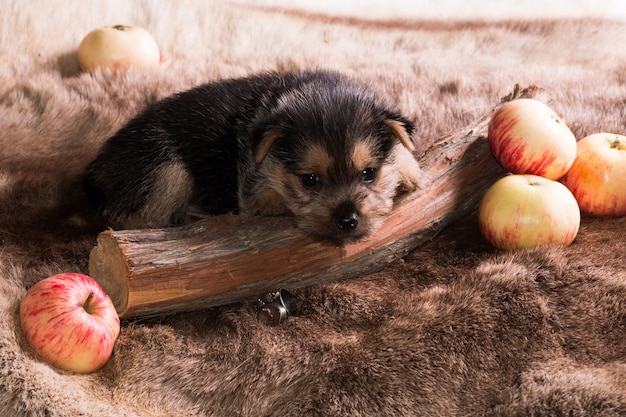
393,145,430,193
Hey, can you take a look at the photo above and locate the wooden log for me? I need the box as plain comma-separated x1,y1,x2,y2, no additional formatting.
89,85,548,319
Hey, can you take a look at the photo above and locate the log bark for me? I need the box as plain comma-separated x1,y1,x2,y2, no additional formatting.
89,85,548,319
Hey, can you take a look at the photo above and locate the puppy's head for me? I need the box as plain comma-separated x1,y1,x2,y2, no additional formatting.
245,75,421,243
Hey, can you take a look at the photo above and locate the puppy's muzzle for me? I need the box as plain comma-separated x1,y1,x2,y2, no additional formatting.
334,201,359,233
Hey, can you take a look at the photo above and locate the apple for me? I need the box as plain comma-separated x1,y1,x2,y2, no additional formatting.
19,273,120,373
77,25,160,72
560,133,626,217
478,174,580,250
488,99,577,180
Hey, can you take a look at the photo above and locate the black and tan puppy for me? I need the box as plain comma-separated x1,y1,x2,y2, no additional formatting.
84,70,427,243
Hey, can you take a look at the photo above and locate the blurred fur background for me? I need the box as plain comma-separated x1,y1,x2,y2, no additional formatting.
1,1,625,416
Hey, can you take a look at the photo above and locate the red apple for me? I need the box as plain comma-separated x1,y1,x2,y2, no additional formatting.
478,174,580,250
560,132,626,217
488,99,577,180
19,273,120,373
77,25,160,72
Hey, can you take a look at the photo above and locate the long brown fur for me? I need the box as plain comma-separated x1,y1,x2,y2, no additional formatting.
1,2,626,416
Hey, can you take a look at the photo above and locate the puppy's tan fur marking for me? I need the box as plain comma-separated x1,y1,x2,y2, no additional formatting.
390,143,430,193
243,161,290,216
303,143,333,175
351,140,378,171
255,128,284,165
251,188,289,215
123,162,193,229
385,119,415,152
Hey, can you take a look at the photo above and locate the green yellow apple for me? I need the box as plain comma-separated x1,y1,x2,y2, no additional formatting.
478,174,580,250
77,25,160,72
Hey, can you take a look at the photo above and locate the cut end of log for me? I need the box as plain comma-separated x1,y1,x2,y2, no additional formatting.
89,231,130,316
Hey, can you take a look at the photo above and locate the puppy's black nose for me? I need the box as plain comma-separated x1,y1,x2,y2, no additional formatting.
338,213,359,231
334,202,359,232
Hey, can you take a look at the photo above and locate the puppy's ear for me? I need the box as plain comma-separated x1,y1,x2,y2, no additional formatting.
254,127,284,165
251,112,289,165
383,115,416,152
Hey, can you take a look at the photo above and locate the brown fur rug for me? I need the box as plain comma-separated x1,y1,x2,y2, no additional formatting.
1,2,626,416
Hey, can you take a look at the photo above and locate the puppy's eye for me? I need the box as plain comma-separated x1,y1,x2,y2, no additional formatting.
300,173,320,189
362,167,378,183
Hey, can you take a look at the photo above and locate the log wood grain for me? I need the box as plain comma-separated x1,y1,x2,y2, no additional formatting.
88,85,548,318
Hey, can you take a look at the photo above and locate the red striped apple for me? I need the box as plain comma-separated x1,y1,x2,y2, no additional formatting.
488,99,577,180
560,133,626,217
19,273,120,373
478,174,580,250
77,25,160,72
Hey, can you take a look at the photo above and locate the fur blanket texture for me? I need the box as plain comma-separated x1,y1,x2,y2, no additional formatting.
1,1,626,416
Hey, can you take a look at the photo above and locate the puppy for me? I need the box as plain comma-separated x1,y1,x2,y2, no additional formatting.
84,70,427,243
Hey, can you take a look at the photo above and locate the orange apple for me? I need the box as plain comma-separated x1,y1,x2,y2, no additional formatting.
478,174,580,250
77,25,160,72
19,273,120,373
488,99,577,180
560,133,626,217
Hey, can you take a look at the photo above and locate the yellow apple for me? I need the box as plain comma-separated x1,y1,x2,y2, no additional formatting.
77,25,160,72
560,133,626,217
488,99,577,180
478,174,580,250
